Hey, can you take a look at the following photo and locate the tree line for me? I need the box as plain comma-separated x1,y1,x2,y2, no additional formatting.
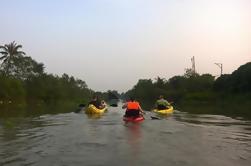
123,62,251,116
0,41,95,105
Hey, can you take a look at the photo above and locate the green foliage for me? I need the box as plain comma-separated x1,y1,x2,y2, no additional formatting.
214,62,251,93
184,68,199,78
0,41,26,76
124,74,215,104
168,76,186,90
183,91,216,102
0,74,26,101
8,55,44,80
99,90,120,101
214,74,231,92
25,73,93,103
154,77,166,89
0,42,44,80
124,62,251,115
229,62,251,93
0,42,94,108
131,79,156,101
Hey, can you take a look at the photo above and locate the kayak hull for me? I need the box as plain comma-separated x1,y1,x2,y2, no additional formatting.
123,116,144,122
85,104,107,114
153,106,174,115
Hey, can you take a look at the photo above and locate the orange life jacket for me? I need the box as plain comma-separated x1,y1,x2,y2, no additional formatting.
127,101,140,110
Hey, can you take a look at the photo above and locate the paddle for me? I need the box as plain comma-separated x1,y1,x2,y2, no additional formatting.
142,111,161,120
74,104,86,113
151,116,161,120
110,103,118,107
169,101,174,105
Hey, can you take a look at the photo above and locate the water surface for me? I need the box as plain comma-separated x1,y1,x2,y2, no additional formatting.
0,105,250,166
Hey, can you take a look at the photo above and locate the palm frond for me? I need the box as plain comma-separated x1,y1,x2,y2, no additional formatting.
0,51,8,55
1,41,26,58
18,51,26,55
0,55,7,60
10,41,16,47
15,45,23,50
3,58,8,63
0,46,7,51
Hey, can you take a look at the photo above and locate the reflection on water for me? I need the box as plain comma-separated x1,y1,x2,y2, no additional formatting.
174,111,251,127
125,123,142,162
0,105,251,166
86,113,104,119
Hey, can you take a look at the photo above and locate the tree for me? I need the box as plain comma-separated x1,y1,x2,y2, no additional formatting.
168,76,186,90
0,73,25,101
0,41,26,75
230,62,251,93
107,90,120,99
11,56,44,80
0,42,44,80
184,68,199,78
154,77,166,89
214,62,251,93
214,74,230,92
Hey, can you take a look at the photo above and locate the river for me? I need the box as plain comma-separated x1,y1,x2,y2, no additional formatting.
0,104,251,166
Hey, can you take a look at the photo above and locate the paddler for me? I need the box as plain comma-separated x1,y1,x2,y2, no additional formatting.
122,97,144,117
155,95,171,110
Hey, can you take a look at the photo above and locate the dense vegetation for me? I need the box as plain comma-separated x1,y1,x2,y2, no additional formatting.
123,63,251,117
0,41,94,108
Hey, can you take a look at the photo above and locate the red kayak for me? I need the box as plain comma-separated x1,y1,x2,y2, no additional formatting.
123,116,144,123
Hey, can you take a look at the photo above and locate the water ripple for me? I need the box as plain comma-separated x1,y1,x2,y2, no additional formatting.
0,110,250,166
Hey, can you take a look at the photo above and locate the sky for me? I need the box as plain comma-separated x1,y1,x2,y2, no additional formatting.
0,0,250,92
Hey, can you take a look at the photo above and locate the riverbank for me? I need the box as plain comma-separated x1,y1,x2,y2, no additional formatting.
0,100,80,118
176,93,251,118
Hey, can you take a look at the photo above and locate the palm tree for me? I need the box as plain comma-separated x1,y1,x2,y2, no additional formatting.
0,41,26,75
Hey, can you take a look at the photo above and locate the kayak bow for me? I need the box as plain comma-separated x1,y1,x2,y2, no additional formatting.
85,104,107,114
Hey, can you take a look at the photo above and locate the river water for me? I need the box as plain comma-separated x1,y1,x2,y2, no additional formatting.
0,104,251,166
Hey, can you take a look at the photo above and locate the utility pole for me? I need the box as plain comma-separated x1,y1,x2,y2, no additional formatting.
191,56,196,74
214,63,223,76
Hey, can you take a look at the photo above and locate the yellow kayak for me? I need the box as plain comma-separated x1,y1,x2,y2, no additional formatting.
153,106,174,115
85,104,107,114
86,113,103,119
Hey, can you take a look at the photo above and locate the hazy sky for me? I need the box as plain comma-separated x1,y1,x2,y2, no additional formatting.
0,0,250,92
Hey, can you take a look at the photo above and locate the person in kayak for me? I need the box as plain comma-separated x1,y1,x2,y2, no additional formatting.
88,95,102,108
122,97,144,117
155,95,171,110
100,100,107,109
